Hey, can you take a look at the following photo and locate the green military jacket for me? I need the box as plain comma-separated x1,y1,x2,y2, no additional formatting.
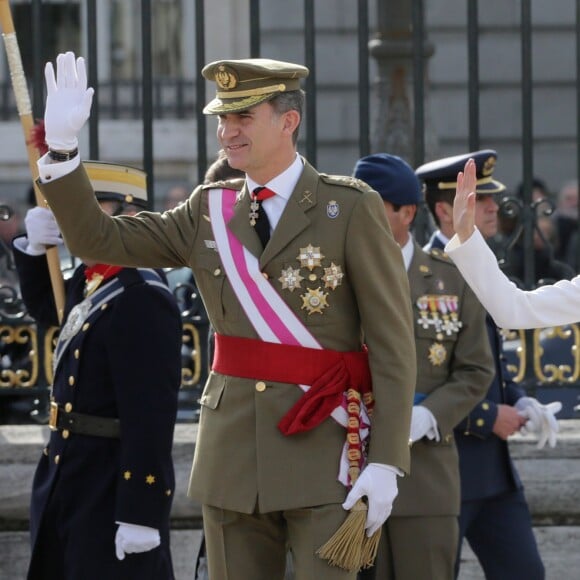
392,242,494,517
40,159,416,514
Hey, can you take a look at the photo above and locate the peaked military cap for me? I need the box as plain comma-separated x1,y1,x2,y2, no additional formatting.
415,149,506,196
201,58,309,114
353,153,422,206
83,161,148,209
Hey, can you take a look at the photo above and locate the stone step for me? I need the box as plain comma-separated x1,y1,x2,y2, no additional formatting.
1,421,579,578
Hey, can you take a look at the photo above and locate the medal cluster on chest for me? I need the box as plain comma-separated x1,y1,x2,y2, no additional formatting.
277,244,344,315
416,294,462,366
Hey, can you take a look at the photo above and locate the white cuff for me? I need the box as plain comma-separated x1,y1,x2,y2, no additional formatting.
37,152,81,183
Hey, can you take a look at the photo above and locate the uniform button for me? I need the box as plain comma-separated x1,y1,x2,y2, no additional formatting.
62,430,70,439
213,268,221,276
101,303,108,310
262,272,269,280
54,455,60,464
43,447,49,456
255,381,267,392
476,418,484,427
74,349,80,359
82,323,90,331
482,402,490,410
64,402,73,412
68,376,75,386
444,434,452,443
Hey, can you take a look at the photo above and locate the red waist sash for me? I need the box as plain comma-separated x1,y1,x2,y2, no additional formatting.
212,333,372,435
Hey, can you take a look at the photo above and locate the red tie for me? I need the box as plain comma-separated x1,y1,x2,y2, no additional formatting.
253,186,276,202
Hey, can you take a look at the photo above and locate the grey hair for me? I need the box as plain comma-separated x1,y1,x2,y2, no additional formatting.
269,90,305,144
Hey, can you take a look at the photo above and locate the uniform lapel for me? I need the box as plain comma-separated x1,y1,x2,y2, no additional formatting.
408,241,433,297
226,184,263,258
260,160,319,267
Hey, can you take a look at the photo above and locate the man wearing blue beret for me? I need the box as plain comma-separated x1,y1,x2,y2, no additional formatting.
418,150,549,579
354,153,493,580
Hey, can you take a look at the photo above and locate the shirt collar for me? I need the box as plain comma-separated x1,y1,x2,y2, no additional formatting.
246,153,303,200
400,235,415,271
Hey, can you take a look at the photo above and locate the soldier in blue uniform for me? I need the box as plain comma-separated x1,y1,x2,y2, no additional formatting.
13,162,182,580
417,150,556,580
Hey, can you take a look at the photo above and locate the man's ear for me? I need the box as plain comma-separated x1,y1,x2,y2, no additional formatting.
282,109,300,136
435,200,453,226
401,205,417,227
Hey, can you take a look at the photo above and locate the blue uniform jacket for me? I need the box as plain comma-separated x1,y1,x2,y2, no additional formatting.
14,244,182,579
429,234,524,502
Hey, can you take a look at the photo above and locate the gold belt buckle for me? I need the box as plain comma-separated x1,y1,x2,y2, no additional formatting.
49,401,59,431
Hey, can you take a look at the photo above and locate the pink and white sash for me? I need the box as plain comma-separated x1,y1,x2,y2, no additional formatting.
208,188,370,486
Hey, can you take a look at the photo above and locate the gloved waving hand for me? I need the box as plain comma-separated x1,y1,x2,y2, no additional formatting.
44,51,94,153
14,207,63,256
115,522,160,560
342,463,399,537
515,396,562,449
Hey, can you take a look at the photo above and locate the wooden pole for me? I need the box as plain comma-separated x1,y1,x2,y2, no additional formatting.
0,0,65,323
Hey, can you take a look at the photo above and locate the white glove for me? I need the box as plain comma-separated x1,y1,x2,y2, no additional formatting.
115,522,160,560
516,397,562,449
342,463,399,537
44,51,94,151
21,207,63,255
409,405,440,443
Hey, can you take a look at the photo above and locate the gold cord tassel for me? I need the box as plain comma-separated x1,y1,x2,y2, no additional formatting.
316,498,379,572
316,387,380,572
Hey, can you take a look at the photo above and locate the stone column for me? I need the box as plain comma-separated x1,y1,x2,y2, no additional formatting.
370,0,436,164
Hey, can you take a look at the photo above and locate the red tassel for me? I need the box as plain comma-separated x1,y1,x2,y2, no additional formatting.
28,119,48,156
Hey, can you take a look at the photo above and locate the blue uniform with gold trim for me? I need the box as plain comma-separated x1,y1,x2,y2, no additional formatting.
14,244,182,580
428,234,544,580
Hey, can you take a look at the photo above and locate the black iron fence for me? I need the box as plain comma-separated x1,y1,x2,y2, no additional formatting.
1,0,580,421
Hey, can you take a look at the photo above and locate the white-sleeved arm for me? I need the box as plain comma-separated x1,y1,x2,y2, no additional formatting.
445,228,580,329
37,152,81,183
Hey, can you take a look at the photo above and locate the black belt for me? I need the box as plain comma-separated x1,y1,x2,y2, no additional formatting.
49,402,121,438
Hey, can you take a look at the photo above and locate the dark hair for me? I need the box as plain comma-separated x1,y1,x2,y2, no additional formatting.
516,177,550,199
425,190,455,227
268,90,305,145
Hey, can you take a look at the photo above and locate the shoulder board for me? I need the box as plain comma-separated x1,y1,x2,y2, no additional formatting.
201,177,245,191
428,247,455,265
319,173,374,193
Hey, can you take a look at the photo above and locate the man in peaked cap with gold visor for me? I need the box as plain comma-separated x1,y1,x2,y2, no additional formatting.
13,160,183,579
418,150,548,579
35,51,416,579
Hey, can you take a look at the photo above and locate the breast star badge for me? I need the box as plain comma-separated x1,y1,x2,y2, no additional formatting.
322,262,344,290
301,288,329,315
428,342,447,366
297,244,325,271
279,267,304,292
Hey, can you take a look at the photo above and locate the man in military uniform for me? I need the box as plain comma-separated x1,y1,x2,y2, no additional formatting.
353,153,493,580
34,53,416,579
417,150,546,579
13,161,183,579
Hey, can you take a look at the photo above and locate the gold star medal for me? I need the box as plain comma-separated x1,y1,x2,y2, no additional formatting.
297,244,324,271
279,267,304,292
428,342,447,366
322,262,344,290
301,288,329,315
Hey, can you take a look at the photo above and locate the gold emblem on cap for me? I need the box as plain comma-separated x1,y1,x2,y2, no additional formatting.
215,65,238,90
428,342,447,366
482,156,496,176
301,288,329,315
